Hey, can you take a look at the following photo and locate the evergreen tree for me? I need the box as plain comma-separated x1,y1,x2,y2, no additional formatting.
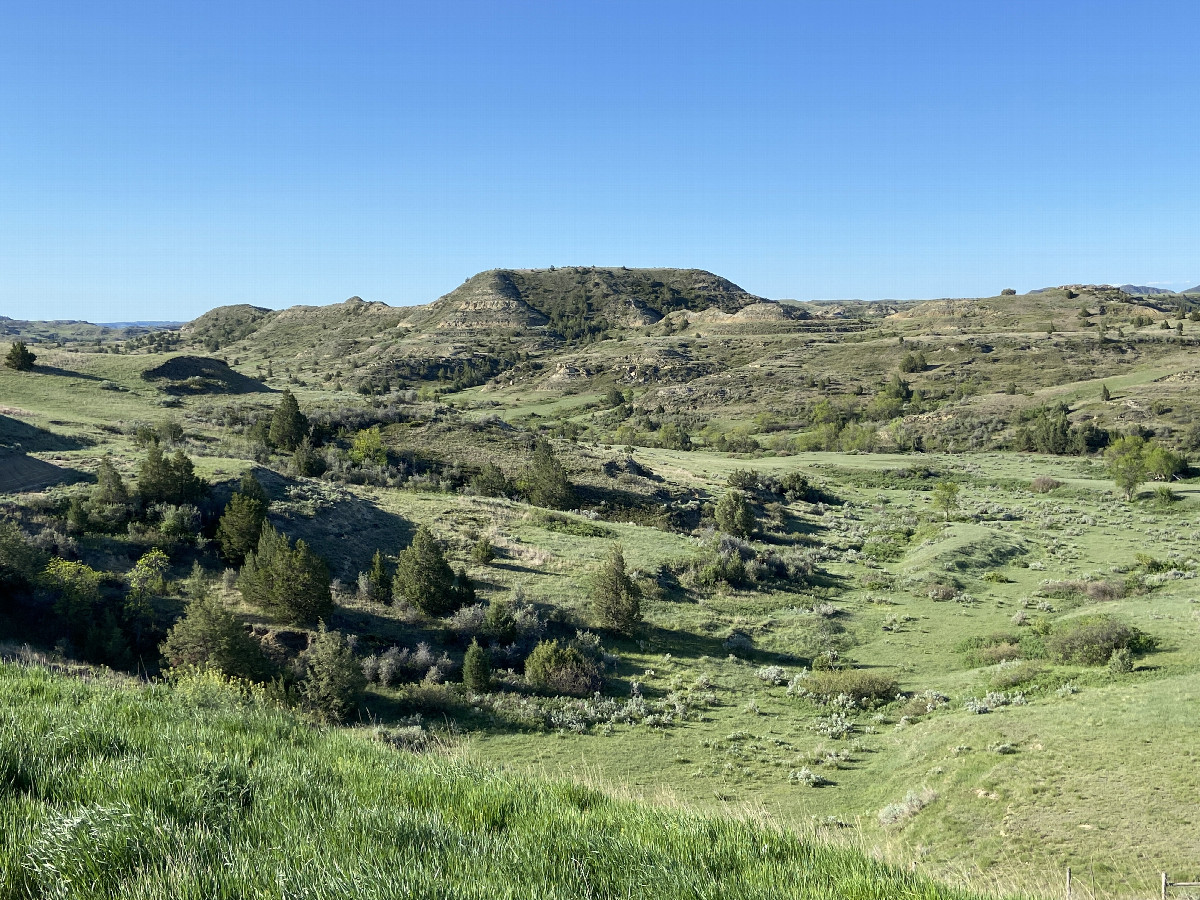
238,523,333,623
451,566,475,607
714,489,755,538
482,600,517,645
291,439,325,476
93,455,129,505
392,524,459,616
216,492,267,564
160,590,270,680
269,390,308,451
591,545,641,634
137,442,173,505
367,549,392,604
168,450,206,504
520,441,574,509
4,341,36,371
238,470,269,507
462,639,491,692
1100,383,1112,402
299,622,366,723
470,462,511,498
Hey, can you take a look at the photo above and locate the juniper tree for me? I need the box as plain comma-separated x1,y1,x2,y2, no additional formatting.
238,523,333,623
4,341,36,371
366,549,393,604
520,441,574,510
299,622,366,723
714,489,755,538
591,545,641,635
160,589,270,680
216,492,267,564
462,639,491,692
393,525,459,616
93,456,129,505
269,390,308,451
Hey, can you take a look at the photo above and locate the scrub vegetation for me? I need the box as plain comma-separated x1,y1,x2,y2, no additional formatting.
3,269,1200,898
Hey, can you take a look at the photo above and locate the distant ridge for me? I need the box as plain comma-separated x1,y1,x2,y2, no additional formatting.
1117,284,1177,296
416,267,768,333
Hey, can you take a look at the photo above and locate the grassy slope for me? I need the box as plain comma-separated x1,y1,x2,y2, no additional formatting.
4,284,1200,898
0,663,992,900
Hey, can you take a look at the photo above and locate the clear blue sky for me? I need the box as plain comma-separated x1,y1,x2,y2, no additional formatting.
2,1,1198,322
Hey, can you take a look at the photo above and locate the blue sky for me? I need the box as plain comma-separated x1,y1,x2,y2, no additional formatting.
1,1,1198,321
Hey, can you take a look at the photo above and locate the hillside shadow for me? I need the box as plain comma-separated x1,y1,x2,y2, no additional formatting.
32,364,103,381
211,467,415,579
143,356,273,395
0,452,82,493
0,415,93,452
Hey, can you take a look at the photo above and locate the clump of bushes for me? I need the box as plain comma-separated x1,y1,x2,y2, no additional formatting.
524,636,604,697
956,632,1024,666
800,669,898,705
1030,476,1062,494
1048,614,1155,666
989,660,1045,691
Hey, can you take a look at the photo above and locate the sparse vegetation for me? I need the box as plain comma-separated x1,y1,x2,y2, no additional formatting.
3,273,1200,896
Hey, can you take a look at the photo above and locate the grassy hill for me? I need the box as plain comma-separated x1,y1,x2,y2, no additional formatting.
0,660,991,900
3,269,1200,897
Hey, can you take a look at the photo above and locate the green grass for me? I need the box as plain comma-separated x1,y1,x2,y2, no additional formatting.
0,663,995,900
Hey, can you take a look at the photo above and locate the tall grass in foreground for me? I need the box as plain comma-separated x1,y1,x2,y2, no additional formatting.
0,663,1005,900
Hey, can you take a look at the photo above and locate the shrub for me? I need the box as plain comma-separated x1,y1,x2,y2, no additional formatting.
802,669,898,705
755,665,786,685
524,640,602,697
463,639,491,692
483,600,518,645
1048,614,1154,666
1108,647,1133,674
714,489,756,538
160,590,271,681
1030,476,1062,494
0,521,45,590
127,548,170,600
878,789,937,827
300,623,367,723
470,462,512,498
989,660,1044,690
470,537,495,564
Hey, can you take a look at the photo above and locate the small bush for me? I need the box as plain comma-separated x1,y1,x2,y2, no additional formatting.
878,789,937,827
1030,476,1062,494
755,665,786,685
803,669,898,705
1108,647,1133,674
1048,615,1155,666
989,660,1044,691
524,640,602,697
